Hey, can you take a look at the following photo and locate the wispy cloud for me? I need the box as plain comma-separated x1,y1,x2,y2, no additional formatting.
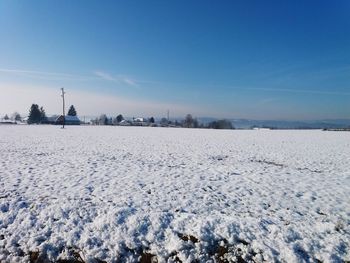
93,71,138,87
1,68,347,96
121,76,137,86
93,71,116,81
0,84,209,117
0,68,140,87
257,98,280,105
0,68,95,81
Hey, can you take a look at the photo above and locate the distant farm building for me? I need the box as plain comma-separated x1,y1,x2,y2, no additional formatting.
0,119,17,125
119,120,131,126
44,115,59,124
133,117,148,126
55,115,81,125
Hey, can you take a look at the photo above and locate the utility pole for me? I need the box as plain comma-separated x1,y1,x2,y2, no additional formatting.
61,87,66,128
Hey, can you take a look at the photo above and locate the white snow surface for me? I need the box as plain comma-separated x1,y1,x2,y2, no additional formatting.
0,126,349,262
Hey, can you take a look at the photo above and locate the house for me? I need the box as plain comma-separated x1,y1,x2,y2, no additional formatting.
119,119,131,126
253,127,271,131
55,115,81,125
0,119,17,125
44,115,59,124
132,117,148,126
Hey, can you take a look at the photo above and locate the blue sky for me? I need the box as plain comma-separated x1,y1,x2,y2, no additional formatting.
0,0,349,119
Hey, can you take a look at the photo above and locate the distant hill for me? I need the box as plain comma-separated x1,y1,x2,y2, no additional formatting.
197,118,350,129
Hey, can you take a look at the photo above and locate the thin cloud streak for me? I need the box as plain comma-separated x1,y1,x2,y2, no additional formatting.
136,81,350,96
1,68,348,96
0,84,215,118
146,81,350,96
93,71,116,81
0,68,139,86
0,68,96,81
121,76,137,86
119,77,350,97
93,71,138,87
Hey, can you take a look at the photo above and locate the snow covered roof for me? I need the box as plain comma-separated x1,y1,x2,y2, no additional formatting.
134,117,145,122
55,115,80,122
65,115,80,121
119,120,130,126
0,119,16,124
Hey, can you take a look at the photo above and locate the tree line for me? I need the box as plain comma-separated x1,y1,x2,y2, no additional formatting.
26,104,77,124
0,104,78,124
91,113,234,129
3,104,234,129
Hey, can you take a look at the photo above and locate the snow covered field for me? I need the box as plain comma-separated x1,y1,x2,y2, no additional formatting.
0,126,349,262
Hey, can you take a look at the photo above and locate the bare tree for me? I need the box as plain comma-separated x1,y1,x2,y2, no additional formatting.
12,112,22,121
183,114,194,128
160,117,168,127
99,114,108,125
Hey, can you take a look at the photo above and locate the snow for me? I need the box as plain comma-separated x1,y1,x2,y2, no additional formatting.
0,126,349,262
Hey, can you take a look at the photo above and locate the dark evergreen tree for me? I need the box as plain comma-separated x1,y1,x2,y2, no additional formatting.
116,114,124,123
193,118,199,128
3,114,9,120
68,105,77,116
149,117,155,123
40,106,47,123
28,104,41,124
208,119,234,129
104,116,109,125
